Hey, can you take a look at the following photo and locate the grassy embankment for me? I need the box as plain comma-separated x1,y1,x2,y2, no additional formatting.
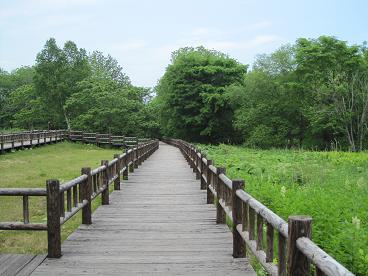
198,144,368,275
0,142,118,254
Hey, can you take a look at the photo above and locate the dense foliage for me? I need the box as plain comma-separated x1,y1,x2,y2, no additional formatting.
156,47,247,143
0,38,158,137
199,144,368,275
157,37,368,150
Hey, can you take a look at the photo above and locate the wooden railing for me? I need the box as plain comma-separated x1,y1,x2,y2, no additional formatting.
165,139,354,276
0,140,159,258
0,130,65,153
0,130,149,153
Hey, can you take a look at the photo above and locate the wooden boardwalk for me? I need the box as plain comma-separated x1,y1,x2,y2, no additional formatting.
0,254,46,276
32,142,255,275
2,138,63,152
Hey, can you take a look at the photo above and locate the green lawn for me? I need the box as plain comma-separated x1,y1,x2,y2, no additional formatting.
0,142,118,254
198,144,368,275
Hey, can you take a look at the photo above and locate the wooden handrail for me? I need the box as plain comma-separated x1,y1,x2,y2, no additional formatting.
0,129,151,153
0,139,159,258
164,138,354,276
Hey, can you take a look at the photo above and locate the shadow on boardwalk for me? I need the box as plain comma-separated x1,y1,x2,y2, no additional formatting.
32,142,255,275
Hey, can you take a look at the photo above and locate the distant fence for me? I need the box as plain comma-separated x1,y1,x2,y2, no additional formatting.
0,129,150,153
164,138,354,276
0,139,159,257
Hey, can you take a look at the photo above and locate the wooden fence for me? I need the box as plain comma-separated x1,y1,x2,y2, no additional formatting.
0,130,149,153
0,140,159,258
0,130,65,153
165,139,354,276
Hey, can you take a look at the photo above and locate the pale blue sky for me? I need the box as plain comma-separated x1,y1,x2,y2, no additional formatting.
0,0,367,87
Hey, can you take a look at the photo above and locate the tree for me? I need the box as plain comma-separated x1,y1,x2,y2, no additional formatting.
4,84,48,129
34,38,91,129
156,46,247,143
311,72,368,151
89,51,131,86
65,78,151,136
294,36,366,149
0,66,35,128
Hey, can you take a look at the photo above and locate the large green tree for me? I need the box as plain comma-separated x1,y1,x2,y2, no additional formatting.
34,38,91,129
156,46,247,143
64,78,155,136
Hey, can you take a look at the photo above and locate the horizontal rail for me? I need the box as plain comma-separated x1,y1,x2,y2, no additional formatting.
0,222,47,230
0,188,47,196
297,237,355,276
236,189,288,238
60,175,88,192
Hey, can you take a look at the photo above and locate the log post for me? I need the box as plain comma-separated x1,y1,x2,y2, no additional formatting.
287,215,312,276
123,149,129,180
206,160,213,204
216,167,226,224
101,160,110,205
200,154,206,190
196,150,201,180
114,154,121,190
46,179,61,258
81,167,92,224
232,179,245,257
134,146,139,169
129,149,135,172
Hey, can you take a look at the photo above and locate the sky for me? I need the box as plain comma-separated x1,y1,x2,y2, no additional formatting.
0,0,367,87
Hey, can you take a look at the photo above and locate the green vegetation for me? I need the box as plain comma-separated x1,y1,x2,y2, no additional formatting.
0,142,117,253
156,47,246,143
156,37,368,150
199,144,368,275
0,39,159,137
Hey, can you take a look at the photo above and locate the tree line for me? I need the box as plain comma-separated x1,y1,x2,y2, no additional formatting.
156,36,368,151
1,36,368,150
0,38,160,137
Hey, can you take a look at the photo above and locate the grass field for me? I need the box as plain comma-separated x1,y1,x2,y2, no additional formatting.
0,142,118,254
198,144,368,275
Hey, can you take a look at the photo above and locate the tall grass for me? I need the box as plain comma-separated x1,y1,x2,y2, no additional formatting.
198,144,368,275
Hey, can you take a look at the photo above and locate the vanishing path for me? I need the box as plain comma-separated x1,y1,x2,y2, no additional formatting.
32,142,255,275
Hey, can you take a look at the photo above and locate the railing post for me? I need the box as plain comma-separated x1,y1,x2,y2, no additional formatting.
46,179,61,258
134,147,139,169
200,154,206,190
101,160,110,205
114,154,121,190
81,167,92,224
216,167,226,224
232,179,245,258
287,215,312,275
206,160,213,204
196,150,201,180
129,149,134,173
123,149,129,179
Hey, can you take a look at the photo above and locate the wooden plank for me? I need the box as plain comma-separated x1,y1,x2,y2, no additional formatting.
0,254,45,276
32,142,255,276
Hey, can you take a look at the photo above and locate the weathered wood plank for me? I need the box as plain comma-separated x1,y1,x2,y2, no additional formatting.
32,142,255,275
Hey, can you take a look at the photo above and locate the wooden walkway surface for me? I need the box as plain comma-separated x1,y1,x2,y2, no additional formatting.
0,254,46,276
2,138,62,151
32,142,255,275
